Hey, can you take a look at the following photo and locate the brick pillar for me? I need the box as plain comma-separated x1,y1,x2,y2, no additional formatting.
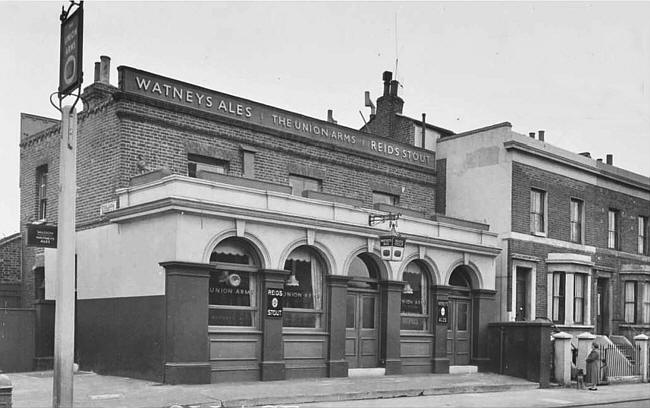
432,285,450,373
576,332,596,372
634,334,648,382
327,275,352,377
161,261,211,384
553,331,573,385
261,269,290,381
471,289,497,371
380,280,404,375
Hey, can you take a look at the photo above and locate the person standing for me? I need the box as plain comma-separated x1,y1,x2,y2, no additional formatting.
586,343,601,390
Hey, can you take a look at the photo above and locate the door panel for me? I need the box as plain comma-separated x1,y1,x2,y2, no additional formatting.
345,291,378,368
447,297,471,365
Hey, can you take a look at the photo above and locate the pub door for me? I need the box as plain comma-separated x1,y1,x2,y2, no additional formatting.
345,290,379,368
447,296,471,365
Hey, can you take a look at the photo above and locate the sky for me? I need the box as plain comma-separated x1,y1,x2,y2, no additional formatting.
1,1,649,239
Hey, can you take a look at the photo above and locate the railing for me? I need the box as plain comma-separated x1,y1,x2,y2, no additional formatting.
603,343,641,377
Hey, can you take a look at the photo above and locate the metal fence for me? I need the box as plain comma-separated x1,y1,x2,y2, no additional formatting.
602,343,641,377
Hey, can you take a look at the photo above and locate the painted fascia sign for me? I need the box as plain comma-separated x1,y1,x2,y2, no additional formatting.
59,4,83,94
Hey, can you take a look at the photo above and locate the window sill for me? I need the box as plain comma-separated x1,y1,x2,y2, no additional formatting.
531,232,547,238
208,327,262,334
555,324,594,330
399,331,433,337
619,324,650,329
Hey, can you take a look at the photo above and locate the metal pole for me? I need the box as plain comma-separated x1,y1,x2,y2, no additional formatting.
53,105,77,408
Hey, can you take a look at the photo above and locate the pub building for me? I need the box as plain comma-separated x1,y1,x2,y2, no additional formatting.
19,56,500,384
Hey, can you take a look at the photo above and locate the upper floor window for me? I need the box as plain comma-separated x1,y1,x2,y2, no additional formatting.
608,209,620,249
372,191,400,206
530,189,546,235
35,165,48,220
188,153,228,178
638,216,648,255
288,174,322,196
624,281,637,323
570,199,584,243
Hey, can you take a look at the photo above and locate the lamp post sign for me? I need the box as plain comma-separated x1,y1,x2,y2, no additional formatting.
59,3,83,95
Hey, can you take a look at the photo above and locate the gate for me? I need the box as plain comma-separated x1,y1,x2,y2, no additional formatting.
602,343,641,378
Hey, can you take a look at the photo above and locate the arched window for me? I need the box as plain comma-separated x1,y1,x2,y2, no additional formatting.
449,267,472,289
401,261,429,331
208,238,260,327
283,246,325,328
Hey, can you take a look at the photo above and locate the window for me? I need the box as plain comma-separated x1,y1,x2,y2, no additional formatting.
530,189,546,234
638,216,648,255
188,153,228,178
283,247,324,328
624,281,636,324
570,199,584,243
643,282,650,324
372,191,400,206
573,274,585,324
608,209,619,249
36,165,48,220
288,175,322,196
400,262,429,331
552,272,565,323
208,238,259,327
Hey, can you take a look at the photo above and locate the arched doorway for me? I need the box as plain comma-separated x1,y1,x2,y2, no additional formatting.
345,253,380,368
447,266,473,365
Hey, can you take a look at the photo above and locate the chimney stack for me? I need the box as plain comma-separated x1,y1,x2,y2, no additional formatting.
100,55,111,85
538,130,545,142
606,154,613,165
382,71,392,96
327,109,337,124
389,80,399,97
529,132,535,138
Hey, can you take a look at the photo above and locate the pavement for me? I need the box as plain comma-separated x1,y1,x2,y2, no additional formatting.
3,370,648,408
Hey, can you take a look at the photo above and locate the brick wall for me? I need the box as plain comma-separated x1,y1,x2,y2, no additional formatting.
511,161,650,252
0,234,21,282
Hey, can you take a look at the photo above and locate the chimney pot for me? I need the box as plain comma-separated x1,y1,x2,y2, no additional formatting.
606,154,613,165
94,62,101,83
327,109,337,124
382,71,392,96
389,80,399,97
100,55,111,85
597,158,603,162
529,132,535,138
538,130,545,142
579,152,591,158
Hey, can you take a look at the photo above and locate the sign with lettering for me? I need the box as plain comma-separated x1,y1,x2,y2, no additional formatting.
59,5,83,94
437,302,449,324
379,235,405,261
266,288,284,318
26,224,58,248
118,67,435,170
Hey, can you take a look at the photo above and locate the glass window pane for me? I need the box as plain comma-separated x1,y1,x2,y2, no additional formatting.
284,260,315,309
362,297,375,329
283,311,318,328
401,316,425,330
457,302,468,331
209,308,253,326
209,271,252,307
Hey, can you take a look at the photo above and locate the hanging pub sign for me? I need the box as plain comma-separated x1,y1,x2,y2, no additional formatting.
26,224,58,248
59,3,84,95
437,301,449,324
266,288,284,318
379,235,405,262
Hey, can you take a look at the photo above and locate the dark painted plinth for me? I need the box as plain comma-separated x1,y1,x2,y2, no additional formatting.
164,363,211,385
327,359,349,377
384,358,402,375
432,357,450,373
261,361,286,381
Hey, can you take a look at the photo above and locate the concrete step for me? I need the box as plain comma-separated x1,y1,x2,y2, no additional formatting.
449,365,479,374
348,367,386,377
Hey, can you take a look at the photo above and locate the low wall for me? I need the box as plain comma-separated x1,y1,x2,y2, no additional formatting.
0,308,35,372
488,320,552,387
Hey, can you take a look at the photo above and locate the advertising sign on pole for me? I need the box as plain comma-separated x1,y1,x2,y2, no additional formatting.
59,4,83,95
26,224,58,248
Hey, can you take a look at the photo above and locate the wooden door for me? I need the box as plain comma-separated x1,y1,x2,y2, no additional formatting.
447,297,471,365
345,291,378,368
